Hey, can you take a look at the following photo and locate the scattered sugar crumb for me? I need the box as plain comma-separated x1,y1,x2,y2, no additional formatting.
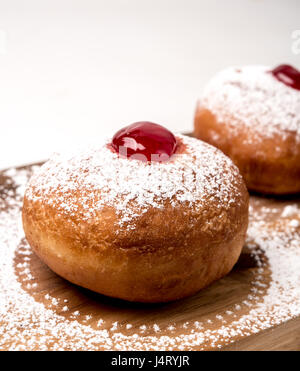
289,219,299,228
153,324,160,333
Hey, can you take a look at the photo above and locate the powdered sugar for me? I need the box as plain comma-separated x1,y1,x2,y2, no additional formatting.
25,135,242,229
200,65,300,142
0,165,300,350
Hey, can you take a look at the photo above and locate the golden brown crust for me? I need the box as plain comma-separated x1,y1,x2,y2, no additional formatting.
194,106,300,195
22,185,248,303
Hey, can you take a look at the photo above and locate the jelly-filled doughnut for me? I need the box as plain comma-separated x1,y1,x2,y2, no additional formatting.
23,122,248,303
194,65,300,194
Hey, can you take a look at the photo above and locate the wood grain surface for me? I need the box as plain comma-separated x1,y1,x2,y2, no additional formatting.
0,163,300,351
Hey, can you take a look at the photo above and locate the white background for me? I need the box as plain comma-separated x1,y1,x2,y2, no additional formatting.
0,0,299,169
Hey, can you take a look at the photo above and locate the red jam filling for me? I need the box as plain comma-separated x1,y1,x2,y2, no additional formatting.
111,121,177,162
270,64,300,91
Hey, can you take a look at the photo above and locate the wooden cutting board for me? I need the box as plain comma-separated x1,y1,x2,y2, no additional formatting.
0,163,300,351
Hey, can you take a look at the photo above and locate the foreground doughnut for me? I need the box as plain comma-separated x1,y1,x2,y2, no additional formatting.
22,124,248,303
194,65,300,195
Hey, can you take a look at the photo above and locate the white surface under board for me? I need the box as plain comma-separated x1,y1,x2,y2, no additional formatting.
0,0,299,169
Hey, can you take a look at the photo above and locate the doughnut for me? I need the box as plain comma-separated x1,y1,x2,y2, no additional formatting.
22,122,249,303
194,64,300,195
